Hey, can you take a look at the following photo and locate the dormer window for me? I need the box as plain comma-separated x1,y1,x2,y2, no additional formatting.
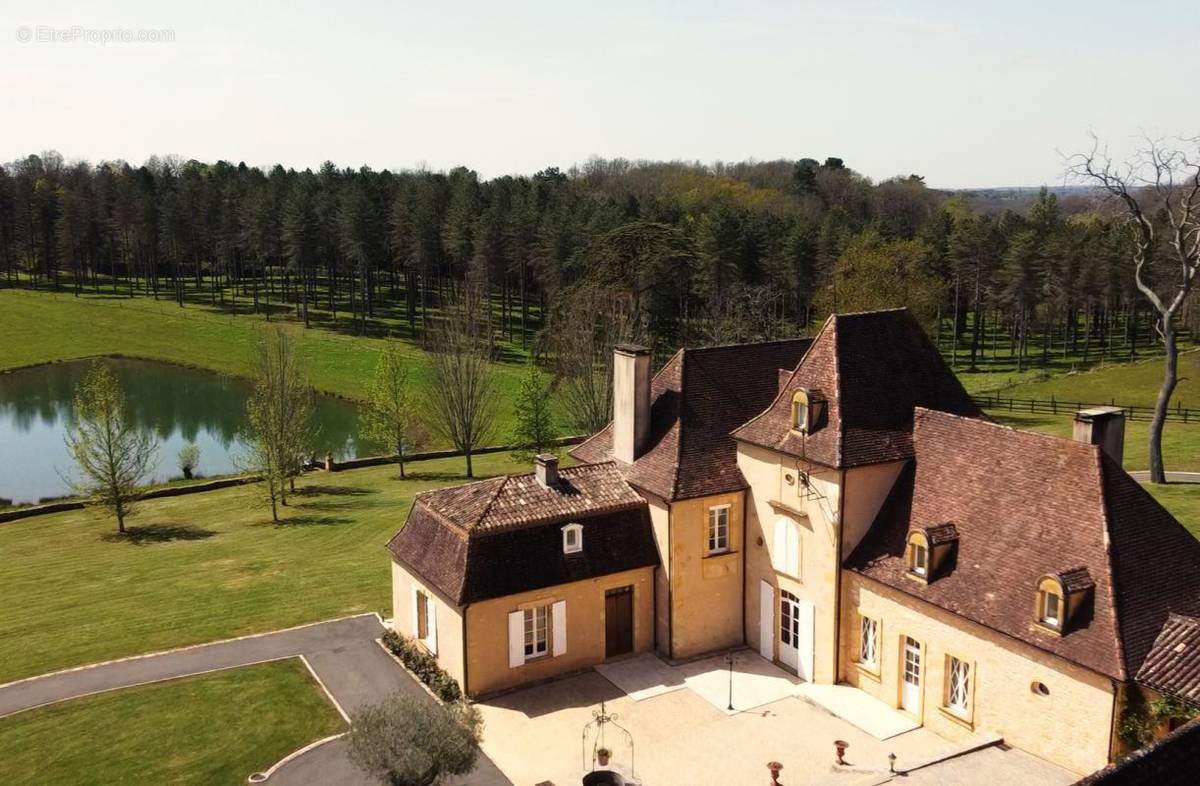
912,543,928,576
790,388,825,434
562,523,583,554
1040,590,1062,629
905,524,958,583
906,531,930,579
1035,568,1092,635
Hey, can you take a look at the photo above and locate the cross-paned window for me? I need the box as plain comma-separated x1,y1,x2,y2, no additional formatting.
946,656,970,715
859,617,878,668
707,505,730,554
524,605,549,658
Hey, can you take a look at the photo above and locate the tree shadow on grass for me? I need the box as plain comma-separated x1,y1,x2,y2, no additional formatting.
101,523,217,545
401,471,471,484
274,514,353,528
292,485,377,497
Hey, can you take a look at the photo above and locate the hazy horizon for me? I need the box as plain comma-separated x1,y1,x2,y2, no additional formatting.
4,0,1199,189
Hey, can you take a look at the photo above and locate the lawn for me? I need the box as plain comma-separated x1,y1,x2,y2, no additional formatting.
0,659,345,785
0,451,525,685
1145,483,1200,540
978,347,1199,472
0,287,532,439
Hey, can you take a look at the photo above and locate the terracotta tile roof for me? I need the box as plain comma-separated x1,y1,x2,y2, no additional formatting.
732,310,982,468
1136,614,1200,707
846,409,1200,681
1071,717,1200,786
415,462,644,533
571,338,811,501
386,462,658,604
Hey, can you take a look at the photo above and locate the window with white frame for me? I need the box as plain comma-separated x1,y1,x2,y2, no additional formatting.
1040,589,1062,628
946,655,971,715
562,523,583,554
910,542,928,577
415,590,430,639
524,605,550,658
707,505,730,554
859,616,878,669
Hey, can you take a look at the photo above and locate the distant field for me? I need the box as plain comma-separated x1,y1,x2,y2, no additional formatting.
0,287,534,442
0,451,525,684
0,659,345,785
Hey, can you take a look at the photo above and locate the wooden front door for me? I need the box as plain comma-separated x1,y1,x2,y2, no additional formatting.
605,586,634,658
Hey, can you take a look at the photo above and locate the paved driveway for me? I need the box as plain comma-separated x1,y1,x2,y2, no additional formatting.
0,614,511,786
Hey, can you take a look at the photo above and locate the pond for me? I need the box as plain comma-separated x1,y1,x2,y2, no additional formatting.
0,358,370,505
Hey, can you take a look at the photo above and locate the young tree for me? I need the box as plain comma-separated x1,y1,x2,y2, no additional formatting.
424,284,497,478
1070,137,1200,482
360,340,427,478
548,283,633,435
65,363,157,533
347,693,482,786
510,362,557,462
241,327,315,521
177,443,201,479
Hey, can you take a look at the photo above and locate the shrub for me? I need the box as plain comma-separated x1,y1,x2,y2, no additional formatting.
347,692,481,786
381,630,463,703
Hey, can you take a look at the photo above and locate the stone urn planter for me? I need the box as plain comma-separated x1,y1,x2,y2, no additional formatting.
767,760,784,784
834,740,849,766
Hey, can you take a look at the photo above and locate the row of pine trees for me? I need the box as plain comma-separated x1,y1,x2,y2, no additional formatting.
0,151,1194,364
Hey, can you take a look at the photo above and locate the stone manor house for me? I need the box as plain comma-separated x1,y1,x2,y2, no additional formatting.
387,309,1200,776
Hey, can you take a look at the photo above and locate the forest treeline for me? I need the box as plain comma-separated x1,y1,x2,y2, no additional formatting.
0,151,1195,369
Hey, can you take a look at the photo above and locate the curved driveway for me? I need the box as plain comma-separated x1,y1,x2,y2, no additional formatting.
0,614,511,786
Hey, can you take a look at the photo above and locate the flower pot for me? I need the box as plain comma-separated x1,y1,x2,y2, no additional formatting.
596,748,611,767
834,740,849,765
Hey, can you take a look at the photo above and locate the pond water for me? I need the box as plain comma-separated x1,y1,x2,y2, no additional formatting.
0,358,369,504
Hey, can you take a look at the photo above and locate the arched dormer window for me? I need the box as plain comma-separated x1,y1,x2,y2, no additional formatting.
790,388,826,434
906,531,929,579
1035,568,1093,635
562,523,583,554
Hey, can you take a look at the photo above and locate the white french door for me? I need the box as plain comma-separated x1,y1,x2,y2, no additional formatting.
778,591,814,680
901,636,922,713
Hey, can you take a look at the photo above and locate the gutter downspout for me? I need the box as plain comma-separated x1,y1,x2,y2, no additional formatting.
461,603,470,698
832,468,846,683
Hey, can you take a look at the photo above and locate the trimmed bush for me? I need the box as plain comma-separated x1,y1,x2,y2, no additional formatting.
381,629,463,703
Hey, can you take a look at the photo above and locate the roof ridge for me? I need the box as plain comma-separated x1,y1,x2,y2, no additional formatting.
830,315,844,467
685,336,813,352
1095,450,1129,680
732,314,834,441
472,475,510,529
914,406,1101,454
668,350,686,500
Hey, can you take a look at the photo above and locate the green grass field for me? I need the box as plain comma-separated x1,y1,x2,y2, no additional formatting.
0,659,345,786
1145,484,1200,539
0,452,524,684
0,287,532,440
979,349,1199,472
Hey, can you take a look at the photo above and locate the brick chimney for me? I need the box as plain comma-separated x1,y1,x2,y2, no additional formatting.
612,344,651,464
1073,406,1125,466
534,454,559,489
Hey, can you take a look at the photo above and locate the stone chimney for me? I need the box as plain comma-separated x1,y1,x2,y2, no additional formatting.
534,454,559,489
1073,406,1125,466
612,344,651,464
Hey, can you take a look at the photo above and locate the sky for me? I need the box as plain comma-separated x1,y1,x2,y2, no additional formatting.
2,0,1199,189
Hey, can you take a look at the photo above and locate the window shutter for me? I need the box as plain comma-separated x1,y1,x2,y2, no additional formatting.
786,522,800,577
508,611,525,668
410,588,420,638
552,600,567,657
425,594,438,655
773,519,787,572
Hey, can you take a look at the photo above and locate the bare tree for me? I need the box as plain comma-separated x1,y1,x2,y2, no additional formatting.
65,362,157,533
361,340,427,479
241,326,316,520
1069,136,1200,482
548,283,633,435
424,284,497,478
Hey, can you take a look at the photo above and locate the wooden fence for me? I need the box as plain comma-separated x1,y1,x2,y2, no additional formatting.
973,394,1199,424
